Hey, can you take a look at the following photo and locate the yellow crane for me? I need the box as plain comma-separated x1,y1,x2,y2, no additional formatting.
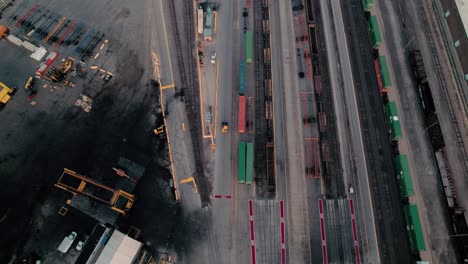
54,168,135,215
50,58,73,82
0,81,16,108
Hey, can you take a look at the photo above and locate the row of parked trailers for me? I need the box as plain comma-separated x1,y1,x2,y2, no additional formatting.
238,142,254,184
363,0,426,254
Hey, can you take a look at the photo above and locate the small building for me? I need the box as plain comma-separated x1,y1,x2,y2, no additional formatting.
94,230,142,264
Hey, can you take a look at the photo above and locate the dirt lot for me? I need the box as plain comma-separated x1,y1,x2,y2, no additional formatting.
0,0,202,262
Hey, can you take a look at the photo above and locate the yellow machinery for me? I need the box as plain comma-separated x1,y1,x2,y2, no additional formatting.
221,122,229,133
50,58,73,82
153,125,165,137
24,76,36,90
55,168,135,215
0,81,15,107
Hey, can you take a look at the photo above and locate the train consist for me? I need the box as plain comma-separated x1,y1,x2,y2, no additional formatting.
363,0,468,260
362,0,427,256
238,142,254,184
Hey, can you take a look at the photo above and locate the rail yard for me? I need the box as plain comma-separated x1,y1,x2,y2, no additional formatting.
0,0,467,263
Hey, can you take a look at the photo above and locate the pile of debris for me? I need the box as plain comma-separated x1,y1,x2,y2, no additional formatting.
75,94,93,112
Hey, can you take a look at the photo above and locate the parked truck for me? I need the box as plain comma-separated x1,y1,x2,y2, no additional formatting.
57,232,77,253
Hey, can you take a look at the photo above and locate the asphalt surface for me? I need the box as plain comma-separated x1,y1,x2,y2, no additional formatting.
0,0,204,262
270,0,313,262
375,0,461,261
317,0,383,262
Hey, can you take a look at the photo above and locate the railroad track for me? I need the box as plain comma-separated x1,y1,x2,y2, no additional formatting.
310,0,343,198
167,0,209,205
254,0,273,198
415,0,468,174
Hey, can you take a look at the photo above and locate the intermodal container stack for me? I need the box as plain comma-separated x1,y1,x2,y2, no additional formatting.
246,143,254,184
385,101,402,140
238,95,246,133
239,62,245,95
238,142,247,183
403,204,426,252
377,56,392,91
368,16,382,49
246,31,253,64
394,154,415,198
362,0,374,12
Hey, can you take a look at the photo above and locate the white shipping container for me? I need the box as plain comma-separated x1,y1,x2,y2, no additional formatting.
22,41,38,52
30,46,47,61
7,34,22,46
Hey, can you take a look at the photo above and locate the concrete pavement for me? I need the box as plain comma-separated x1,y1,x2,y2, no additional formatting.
318,0,380,262
270,0,313,262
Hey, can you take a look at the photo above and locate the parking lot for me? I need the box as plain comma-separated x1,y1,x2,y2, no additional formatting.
0,0,184,262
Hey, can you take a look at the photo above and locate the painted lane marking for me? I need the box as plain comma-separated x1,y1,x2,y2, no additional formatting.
319,199,328,264
249,200,256,264
280,200,286,264
349,199,361,264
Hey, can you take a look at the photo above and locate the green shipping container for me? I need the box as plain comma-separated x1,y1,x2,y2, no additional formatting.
368,16,382,49
385,101,402,139
403,204,426,252
246,31,253,64
378,56,392,89
238,142,246,183
362,0,374,12
394,155,415,197
246,143,254,184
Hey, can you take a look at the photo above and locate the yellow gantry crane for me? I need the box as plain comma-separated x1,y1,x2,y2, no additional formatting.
54,168,135,215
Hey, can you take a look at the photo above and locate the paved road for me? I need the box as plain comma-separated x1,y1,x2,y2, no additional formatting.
270,0,313,262
318,0,381,262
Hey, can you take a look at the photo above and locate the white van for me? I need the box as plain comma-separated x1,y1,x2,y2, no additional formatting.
58,232,77,253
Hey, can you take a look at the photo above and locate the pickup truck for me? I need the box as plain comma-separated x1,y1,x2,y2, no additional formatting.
58,232,77,253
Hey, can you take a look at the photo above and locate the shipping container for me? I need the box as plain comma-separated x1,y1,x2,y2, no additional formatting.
7,34,22,46
246,31,253,63
385,101,402,140
377,56,392,90
368,16,382,49
374,59,385,93
238,95,246,133
394,155,415,197
22,41,38,52
197,8,204,34
403,204,426,252
246,143,254,184
239,62,245,95
362,0,374,12
238,142,246,183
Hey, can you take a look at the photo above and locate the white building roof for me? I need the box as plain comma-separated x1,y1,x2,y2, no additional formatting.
455,0,468,37
95,230,142,264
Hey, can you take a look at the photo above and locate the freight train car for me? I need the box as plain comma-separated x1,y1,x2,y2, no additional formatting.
368,16,382,49
238,142,246,183
238,95,246,133
394,154,415,198
246,143,254,184
403,204,426,252
246,31,253,63
239,62,245,95
377,56,392,91
385,101,402,140
362,0,374,12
